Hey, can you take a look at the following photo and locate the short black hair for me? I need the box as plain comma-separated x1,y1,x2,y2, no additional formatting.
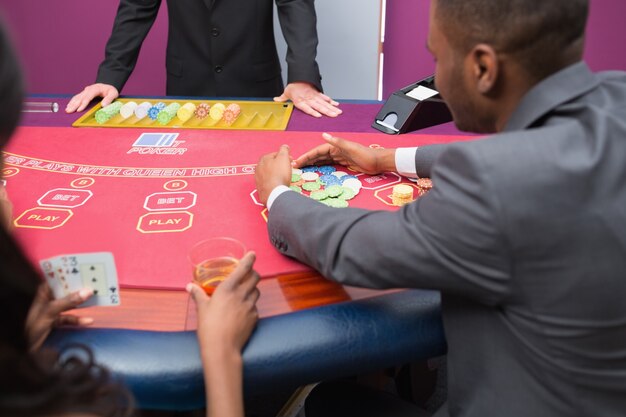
0,18,24,145
435,0,589,80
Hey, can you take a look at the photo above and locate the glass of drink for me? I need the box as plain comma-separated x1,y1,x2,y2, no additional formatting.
188,237,246,295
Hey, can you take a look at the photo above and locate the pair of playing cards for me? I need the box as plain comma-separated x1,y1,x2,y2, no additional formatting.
39,252,121,308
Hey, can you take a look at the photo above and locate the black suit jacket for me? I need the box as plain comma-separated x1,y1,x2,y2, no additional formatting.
96,0,322,97
268,62,626,416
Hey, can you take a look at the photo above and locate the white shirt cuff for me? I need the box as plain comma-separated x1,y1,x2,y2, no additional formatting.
395,147,418,178
267,185,292,210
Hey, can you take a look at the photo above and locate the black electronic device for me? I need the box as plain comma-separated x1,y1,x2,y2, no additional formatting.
372,75,453,134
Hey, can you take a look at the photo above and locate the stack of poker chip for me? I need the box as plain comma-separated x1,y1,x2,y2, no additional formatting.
290,166,362,208
94,101,123,124
223,103,241,125
134,101,152,120
416,178,433,195
157,102,181,125
177,103,197,123
209,103,226,121
391,184,414,206
147,102,166,120
119,101,138,119
195,103,210,120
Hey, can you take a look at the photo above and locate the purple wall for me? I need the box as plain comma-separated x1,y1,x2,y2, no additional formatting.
0,0,625,97
0,0,168,95
382,0,626,97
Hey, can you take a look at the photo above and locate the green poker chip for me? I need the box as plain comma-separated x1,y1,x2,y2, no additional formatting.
289,185,303,193
291,173,302,183
337,186,356,200
302,181,321,192
310,190,329,201
325,198,349,208
325,185,343,198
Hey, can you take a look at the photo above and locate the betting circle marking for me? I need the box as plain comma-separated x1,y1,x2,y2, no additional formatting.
164,179,188,191
71,177,96,188
2,167,19,177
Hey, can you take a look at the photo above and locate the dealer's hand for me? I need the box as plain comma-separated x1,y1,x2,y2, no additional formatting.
187,252,260,354
275,82,342,118
65,83,119,113
255,144,293,205
293,133,396,175
25,284,94,351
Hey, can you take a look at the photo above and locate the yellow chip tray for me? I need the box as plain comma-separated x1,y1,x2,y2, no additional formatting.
72,98,294,131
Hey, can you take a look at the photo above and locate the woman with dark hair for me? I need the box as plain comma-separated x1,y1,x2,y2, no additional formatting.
0,18,260,417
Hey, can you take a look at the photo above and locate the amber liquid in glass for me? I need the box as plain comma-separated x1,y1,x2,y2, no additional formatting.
193,256,238,295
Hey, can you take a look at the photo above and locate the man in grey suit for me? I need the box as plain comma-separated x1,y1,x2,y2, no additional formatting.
255,0,626,416
65,0,341,119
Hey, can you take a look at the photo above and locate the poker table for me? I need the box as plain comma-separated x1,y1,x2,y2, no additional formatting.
6,97,472,410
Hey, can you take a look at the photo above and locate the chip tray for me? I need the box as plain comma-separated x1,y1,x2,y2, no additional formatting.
72,98,294,131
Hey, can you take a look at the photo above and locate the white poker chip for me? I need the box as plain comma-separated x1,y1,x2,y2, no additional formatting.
120,101,138,119
301,172,320,181
134,101,152,120
292,168,303,175
332,171,348,178
342,178,362,190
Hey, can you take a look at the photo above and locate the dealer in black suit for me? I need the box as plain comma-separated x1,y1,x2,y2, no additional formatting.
66,0,341,118
255,0,626,416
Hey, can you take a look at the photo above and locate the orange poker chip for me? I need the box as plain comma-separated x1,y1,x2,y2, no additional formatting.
223,103,241,125
195,103,210,119
417,178,433,190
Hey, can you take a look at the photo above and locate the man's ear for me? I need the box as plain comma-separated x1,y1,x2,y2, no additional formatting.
469,44,499,95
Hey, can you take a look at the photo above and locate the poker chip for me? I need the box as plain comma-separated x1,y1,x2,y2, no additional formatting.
292,168,303,175
325,185,343,198
337,187,356,200
94,101,123,124
210,103,226,121
291,173,302,183
148,102,166,120
119,101,138,119
310,190,329,201
392,184,414,206
223,103,241,125
297,167,365,208
319,174,341,186
301,172,320,181
340,175,359,183
157,102,181,125
341,178,362,190
94,109,110,124
134,101,152,120
289,185,303,193
177,102,197,123
291,179,305,187
325,198,349,208
302,181,321,192
417,178,433,191
195,103,210,119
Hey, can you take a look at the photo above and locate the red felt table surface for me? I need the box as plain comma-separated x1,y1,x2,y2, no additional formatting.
3,127,471,290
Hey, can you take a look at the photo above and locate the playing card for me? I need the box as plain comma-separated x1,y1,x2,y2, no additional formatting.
39,252,120,308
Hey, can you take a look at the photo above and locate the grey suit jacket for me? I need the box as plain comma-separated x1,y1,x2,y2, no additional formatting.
268,62,626,417
96,0,322,97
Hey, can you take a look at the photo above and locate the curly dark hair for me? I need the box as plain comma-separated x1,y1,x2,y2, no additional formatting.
0,19,135,417
0,344,135,417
